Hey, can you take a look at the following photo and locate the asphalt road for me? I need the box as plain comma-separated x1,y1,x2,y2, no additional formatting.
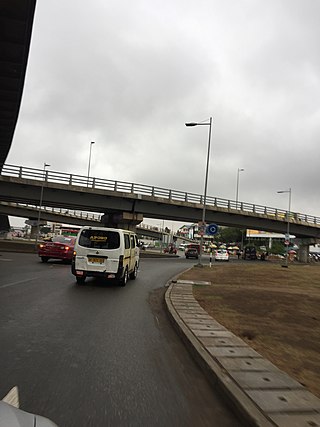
0,252,244,427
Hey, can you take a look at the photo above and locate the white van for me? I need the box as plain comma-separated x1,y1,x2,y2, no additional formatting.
72,226,140,286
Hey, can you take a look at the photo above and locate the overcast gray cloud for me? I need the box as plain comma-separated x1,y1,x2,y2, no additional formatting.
8,0,320,228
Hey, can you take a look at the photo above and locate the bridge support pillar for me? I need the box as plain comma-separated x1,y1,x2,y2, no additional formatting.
297,245,309,263
101,212,143,231
295,238,319,263
30,225,38,239
0,214,10,235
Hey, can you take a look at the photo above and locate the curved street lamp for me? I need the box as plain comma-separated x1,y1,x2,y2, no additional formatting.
236,168,244,209
185,117,213,266
87,141,95,186
35,162,50,247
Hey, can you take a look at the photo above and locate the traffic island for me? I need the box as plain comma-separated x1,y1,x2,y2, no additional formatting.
165,279,320,427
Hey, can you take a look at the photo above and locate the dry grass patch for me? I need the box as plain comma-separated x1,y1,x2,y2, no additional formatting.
179,263,320,398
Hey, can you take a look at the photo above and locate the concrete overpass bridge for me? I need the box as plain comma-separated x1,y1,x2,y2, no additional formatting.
0,0,37,230
1,164,320,239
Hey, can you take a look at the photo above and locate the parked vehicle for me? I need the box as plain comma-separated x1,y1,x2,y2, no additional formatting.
243,246,257,260
310,252,320,262
38,235,76,263
72,226,139,286
214,249,229,262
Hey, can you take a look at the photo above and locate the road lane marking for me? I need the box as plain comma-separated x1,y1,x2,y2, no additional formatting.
0,258,13,261
2,386,19,408
0,277,39,289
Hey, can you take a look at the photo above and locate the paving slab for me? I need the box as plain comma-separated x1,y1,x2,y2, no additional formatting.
246,389,320,413
179,313,213,320
171,299,201,303
181,317,221,325
229,370,304,390
188,323,228,332
198,335,249,347
171,297,199,302
175,309,207,315
216,357,281,372
193,330,235,338
172,304,202,310
173,307,203,313
269,412,320,427
207,346,263,358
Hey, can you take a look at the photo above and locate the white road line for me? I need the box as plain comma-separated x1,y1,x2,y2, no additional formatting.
0,258,13,261
0,277,39,289
2,386,19,408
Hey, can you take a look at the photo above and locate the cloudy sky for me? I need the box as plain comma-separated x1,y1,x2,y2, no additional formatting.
7,0,320,228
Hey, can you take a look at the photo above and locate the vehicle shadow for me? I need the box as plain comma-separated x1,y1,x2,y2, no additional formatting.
70,276,124,290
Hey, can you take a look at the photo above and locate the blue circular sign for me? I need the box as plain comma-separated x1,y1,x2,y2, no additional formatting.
206,223,218,236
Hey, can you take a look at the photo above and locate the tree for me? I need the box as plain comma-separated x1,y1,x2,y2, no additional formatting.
218,227,243,245
270,241,285,255
40,226,51,235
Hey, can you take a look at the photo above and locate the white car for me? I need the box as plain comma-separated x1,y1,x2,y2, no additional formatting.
215,249,229,262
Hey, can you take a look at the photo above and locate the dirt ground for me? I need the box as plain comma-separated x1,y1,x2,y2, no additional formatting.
178,261,320,398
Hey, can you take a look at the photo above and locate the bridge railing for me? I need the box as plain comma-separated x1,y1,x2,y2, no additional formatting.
0,201,102,221
1,163,320,227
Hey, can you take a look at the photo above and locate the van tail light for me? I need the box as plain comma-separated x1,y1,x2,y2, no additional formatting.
119,255,124,269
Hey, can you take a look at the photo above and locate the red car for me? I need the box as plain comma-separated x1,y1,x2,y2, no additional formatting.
38,235,76,263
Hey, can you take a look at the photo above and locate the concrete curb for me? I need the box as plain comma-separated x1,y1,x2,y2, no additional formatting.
165,280,320,427
0,240,37,253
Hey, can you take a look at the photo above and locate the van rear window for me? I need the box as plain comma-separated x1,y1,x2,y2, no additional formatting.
79,230,120,249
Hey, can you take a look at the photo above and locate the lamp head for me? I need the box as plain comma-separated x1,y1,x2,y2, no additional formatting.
185,122,198,127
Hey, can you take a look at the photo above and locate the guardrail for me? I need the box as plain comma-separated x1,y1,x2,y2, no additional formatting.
0,201,102,221
1,163,320,227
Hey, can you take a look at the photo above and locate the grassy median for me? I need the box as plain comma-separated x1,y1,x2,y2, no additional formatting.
178,261,320,398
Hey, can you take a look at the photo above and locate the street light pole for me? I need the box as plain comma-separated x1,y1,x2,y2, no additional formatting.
35,162,50,247
277,188,292,268
185,117,213,266
236,168,244,209
87,141,95,185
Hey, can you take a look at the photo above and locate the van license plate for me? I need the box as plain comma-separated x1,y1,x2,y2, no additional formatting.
88,257,104,264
